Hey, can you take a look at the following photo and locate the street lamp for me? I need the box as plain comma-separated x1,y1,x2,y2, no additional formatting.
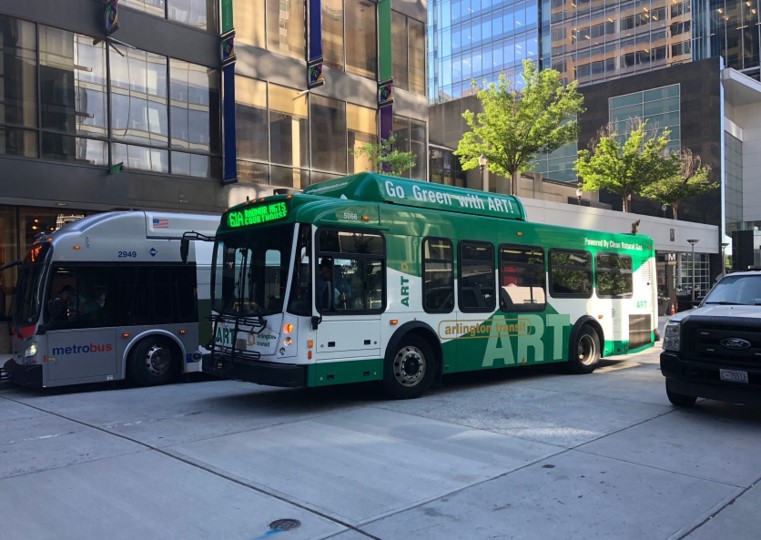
478,154,488,192
687,239,699,302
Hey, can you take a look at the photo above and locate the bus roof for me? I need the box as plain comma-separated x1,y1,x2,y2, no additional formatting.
302,172,526,221
41,211,219,241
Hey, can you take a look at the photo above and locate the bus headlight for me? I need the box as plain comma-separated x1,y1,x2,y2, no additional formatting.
24,342,38,358
662,322,681,351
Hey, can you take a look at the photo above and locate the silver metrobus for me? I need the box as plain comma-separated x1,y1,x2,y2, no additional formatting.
3,211,217,388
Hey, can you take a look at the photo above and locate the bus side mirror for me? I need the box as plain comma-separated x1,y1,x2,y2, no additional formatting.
180,238,189,264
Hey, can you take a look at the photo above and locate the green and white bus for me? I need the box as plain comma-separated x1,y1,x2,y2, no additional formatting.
201,172,658,398
3,211,217,388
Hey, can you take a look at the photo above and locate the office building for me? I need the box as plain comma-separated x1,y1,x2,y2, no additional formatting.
0,0,428,318
428,0,761,294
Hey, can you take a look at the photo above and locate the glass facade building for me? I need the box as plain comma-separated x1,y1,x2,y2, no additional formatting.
0,0,429,336
428,0,539,103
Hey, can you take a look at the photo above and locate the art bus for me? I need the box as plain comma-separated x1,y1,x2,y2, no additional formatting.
196,172,659,399
2,211,217,388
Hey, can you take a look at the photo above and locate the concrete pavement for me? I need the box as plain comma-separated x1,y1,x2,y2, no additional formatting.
1,342,759,540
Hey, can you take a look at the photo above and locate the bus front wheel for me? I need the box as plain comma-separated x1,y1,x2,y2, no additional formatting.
128,336,179,386
383,336,436,399
567,326,600,374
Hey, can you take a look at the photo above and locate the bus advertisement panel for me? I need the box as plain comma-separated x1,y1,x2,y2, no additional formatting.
2,211,218,388
202,172,658,398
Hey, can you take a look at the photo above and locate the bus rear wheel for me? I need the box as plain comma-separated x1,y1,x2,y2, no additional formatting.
567,326,600,374
129,336,179,386
383,335,436,399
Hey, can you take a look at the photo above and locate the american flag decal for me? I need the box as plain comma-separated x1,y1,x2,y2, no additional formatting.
153,217,169,228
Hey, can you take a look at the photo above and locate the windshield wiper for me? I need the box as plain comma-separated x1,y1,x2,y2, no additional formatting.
704,301,745,305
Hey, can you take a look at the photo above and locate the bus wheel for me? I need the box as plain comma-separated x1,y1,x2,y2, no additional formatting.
384,336,435,399
129,336,179,386
567,326,600,374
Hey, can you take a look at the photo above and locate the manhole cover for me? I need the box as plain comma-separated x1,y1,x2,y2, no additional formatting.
269,519,301,532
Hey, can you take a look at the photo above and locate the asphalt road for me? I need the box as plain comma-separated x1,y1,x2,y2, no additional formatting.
1,340,760,540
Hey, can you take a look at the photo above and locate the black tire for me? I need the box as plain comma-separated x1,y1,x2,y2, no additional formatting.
128,336,180,386
567,326,601,374
666,379,697,407
383,335,436,399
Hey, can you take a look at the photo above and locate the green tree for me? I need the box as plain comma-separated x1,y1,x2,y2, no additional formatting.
351,134,416,176
640,148,717,220
574,119,680,212
455,59,585,194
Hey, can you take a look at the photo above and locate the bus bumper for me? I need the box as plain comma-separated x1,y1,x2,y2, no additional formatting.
2,358,42,388
202,353,307,387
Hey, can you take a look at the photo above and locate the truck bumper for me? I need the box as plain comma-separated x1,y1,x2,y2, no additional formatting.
660,351,761,406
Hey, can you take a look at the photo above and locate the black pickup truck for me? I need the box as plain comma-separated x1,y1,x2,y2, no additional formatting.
660,270,761,407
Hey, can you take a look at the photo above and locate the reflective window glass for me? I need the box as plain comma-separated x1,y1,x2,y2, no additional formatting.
348,103,376,174
269,84,308,169
169,59,219,154
310,95,346,173
110,49,168,147
323,0,345,70
392,11,409,90
112,142,169,173
0,16,37,129
267,0,305,60
346,0,377,79
168,0,216,31
235,0,265,48
235,76,268,161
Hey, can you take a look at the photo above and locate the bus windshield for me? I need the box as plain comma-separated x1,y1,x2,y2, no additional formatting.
13,244,52,326
212,223,294,316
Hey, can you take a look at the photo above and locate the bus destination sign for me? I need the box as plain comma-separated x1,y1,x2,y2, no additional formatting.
227,201,288,228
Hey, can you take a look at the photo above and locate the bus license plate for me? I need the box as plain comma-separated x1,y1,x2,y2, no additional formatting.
720,369,749,384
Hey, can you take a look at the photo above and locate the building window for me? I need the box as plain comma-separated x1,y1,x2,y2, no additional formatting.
169,59,220,171
393,116,427,180
269,83,309,172
348,103,376,174
609,84,681,153
168,0,216,31
110,49,168,147
266,0,305,60
346,0,377,79
123,0,216,31
310,95,347,174
391,11,408,89
235,0,265,48
322,0,345,71
0,15,38,157
235,76,268,163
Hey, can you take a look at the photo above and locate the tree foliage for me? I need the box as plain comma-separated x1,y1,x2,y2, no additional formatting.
640,148,717,220
455,59,585,193
351,134,416,176
574,119,680,212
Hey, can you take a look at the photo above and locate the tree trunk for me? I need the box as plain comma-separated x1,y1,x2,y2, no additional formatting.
671,204,679,220
511,170,519,196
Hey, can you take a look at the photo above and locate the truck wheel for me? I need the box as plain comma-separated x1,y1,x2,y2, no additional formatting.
666,380,697,407
129,336,179,386
383,335,436,399
567,326,600,374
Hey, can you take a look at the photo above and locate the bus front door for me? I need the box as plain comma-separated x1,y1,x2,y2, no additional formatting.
44,328,118,386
